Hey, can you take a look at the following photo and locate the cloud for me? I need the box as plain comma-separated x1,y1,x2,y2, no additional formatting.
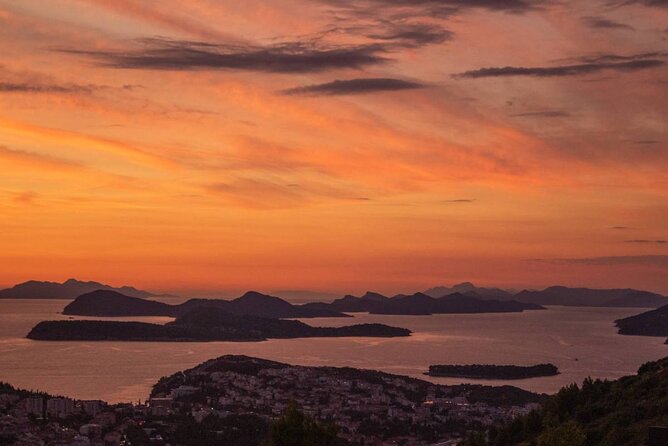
324,0,541,14
0,145,82,170
282,78,425,95
442,198,475,203
510,110,571,118
207,177,362,209
366,22,453,47
13,191,38,206
581,16,634,30
610,0,668,8
60,38,388,73
625,239,667,244
575,51,668,63
0,81,96,94
455,59,664,78
530,255,668,267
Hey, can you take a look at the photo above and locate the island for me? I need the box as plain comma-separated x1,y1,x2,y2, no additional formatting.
27,306,410,342
301,291,545,315
426,364,559,380
0,278,155,299
63,290,349,318
424,283,668,309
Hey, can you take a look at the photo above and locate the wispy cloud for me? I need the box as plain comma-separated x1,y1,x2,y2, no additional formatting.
324,0,541,14
456,59,664,78
60,38,389,73
442,198,476,203
365,22,453,47
0,145,82,170
625,239,667,244
282,78,425,95
530,255,668,266
0,81,97,94
581,16,634,30
510,110,571,118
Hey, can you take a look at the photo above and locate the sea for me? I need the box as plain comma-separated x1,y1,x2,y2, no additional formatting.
0,298,665,403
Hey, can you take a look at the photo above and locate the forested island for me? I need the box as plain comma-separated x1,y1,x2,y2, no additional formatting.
427,364,559,380
27,307,411,342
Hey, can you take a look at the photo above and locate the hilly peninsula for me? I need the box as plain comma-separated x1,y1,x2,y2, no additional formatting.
0,278,154,299
63,290,349,318
615,304,668,339
27,306,410,342
427,364,559,380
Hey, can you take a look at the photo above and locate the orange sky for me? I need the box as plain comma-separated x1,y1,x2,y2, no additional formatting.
1,0,667,295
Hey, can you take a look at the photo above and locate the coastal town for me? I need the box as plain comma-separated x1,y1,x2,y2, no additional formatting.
0,356,542,446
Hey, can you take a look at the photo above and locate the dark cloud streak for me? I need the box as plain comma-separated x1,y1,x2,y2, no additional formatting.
456,59,664,78
282,78,424,95
0,82,96,93
581,16,634,30
60,38,389,73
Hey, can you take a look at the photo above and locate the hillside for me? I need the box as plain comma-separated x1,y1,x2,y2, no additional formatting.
462,356,668,446
615,304,668,337
0,278,154,299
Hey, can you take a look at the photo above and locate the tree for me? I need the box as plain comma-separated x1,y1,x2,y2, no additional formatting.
537,421,586,446
266,403,340,446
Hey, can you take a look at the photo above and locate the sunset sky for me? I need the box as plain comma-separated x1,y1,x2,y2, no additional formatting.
1,0,667,296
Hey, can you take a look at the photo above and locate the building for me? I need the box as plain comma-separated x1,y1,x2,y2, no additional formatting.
649,426,668,446
79,423,102,438
46,397,75,418
25,397,44,416
81,400,103,416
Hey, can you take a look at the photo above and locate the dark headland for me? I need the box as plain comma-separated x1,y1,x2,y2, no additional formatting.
427,364,560,380
615,303,668,338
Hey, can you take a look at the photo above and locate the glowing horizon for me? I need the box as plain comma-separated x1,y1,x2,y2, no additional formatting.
1,0,667,295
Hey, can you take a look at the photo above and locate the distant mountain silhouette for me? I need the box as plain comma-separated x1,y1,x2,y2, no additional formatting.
424,282,514,300
425,283,667,308
63,290,349,318
302,291,543,315
615,304,668,337
0,278,154,299
28,306,409,342
512,286,668,308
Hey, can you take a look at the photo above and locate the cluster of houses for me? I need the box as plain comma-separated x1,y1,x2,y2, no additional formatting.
148,358,541,445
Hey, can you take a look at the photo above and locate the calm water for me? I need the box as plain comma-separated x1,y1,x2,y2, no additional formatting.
0,299,665,403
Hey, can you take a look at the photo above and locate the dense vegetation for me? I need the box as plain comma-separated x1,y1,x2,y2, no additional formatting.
461,356,668,446
428,364,559,380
